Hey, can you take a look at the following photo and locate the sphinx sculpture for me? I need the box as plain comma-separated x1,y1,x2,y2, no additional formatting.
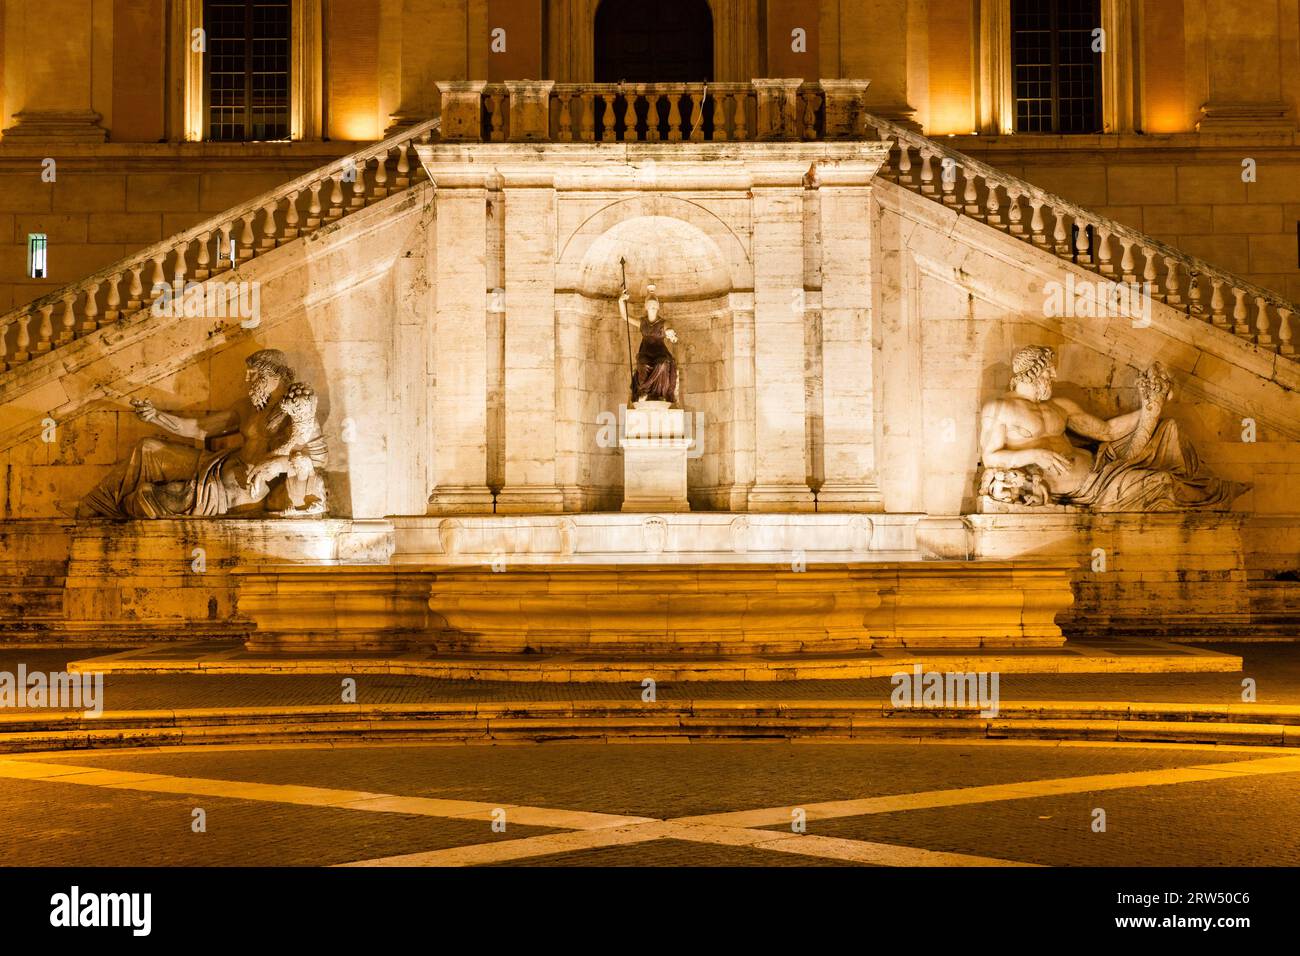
977,345,1248,512
78,348,328,518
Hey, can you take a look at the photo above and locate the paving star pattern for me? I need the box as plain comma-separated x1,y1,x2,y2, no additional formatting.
1,741,1297,867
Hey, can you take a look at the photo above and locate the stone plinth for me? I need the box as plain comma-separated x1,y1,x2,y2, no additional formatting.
424,560,1071,655
240,567,433,653
621,401,691,513
0,519,393,643
964,512,1254,637
391,512,925,564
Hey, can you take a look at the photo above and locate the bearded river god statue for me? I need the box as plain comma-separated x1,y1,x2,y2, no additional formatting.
77,349,328,518
977,346,1249,513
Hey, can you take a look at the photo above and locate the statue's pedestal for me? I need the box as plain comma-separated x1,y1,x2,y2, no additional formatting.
621,400,691,513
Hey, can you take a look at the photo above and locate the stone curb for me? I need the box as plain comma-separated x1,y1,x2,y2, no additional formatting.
0,700,1297,752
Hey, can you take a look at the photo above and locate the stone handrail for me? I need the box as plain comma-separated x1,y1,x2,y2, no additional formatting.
437,78,869,144
0,117,442,375
863,111,1296,358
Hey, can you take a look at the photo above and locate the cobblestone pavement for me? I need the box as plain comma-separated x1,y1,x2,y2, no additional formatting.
1,644,1297,711
2,741,1296,866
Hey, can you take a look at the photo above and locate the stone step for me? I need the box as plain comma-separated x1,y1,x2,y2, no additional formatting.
0,576,66,618
0,700,1296,753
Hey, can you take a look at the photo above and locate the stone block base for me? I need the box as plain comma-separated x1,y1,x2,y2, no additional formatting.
240,568,433,653
964,512,1256,637
423,561,1070,655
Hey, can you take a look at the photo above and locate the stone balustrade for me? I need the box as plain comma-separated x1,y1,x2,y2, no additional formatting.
0,117,442,376
863,111,1297,359
5,80,1298,381
442,78,874,144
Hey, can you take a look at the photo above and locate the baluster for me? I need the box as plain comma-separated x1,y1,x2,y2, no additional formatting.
306,181,324,231
258,200,279,251
1187,272,1203,316
349,160,368,209
962,172,980,216
712,91,728,142
216,223,235,272
1052,211,1070,256
1278,308,1295,356
395,145,412,187
601,92,618,142
172,240,188,292
1073,220,1091,264
621,89,637,141
58,294,76,344
126,265,145,311
896,145,914,188
667,89,684,142
1141,249,1158,300
239,213,257,259
104,273,122,323
1231,288,1250,337
284,190,301,240
148,253,169,305
1006,190,1024,235
372,154,389,199
556,92,573,142
194,232,212,281
328,175,345,222
1118,238,1136,283
1162,257,1181,306
580,93,596,141
14,309,35,361
941,161,960,209
1255,297,1274,348
1030,201,1048,248
1095,227,1112,274
645,90,663,142
1209,279,1228,328
0,318,10,370
30,305,50,353
689,89,705,142
81,287,99,333
983,184,1002,230
919,151,936,197
734,90,749,141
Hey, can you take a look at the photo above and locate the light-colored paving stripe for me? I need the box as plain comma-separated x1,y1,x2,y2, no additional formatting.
674,755,1300,828
342,821,1032,868
7,751,1296,868
339,822,676,867
667,824,1037,867
759,834,1037,867
0,759,649,830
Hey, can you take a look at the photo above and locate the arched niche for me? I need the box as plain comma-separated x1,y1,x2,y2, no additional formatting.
558,215,744,511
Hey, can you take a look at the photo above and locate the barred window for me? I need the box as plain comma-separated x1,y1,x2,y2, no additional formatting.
1012,0,1102,134
205,0,291,142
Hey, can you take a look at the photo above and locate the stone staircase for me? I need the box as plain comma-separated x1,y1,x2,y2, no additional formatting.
1,698,1295,753
862,111,1298,371
0,83,1297,424
0,116,440,388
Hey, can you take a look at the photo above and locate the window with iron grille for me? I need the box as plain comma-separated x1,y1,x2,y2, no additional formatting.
1012,0,1102,134
205,0,291,141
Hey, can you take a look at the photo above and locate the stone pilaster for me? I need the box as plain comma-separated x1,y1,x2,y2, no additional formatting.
814,162,882,512
1,0,107,143
496,169,565,513
748,165,814,512
428,171,495,514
